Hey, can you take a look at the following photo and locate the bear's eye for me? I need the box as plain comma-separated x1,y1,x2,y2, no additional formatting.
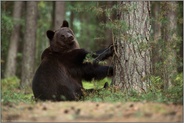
67,30,72,33
60,35,65,40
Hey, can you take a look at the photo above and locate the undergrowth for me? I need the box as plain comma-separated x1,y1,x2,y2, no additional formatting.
1,74,183,104
82,74,183,104
1,76,34,104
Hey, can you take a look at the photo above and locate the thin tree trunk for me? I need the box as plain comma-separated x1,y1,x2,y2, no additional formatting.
161,2,178,89
54,1,65,30
177,1,183,73
20,1,38,89
4,1,23,78
113,1,151,92
150,2,162,77
70,2,74,30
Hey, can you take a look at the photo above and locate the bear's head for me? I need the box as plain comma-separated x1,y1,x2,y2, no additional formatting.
46,20,80,52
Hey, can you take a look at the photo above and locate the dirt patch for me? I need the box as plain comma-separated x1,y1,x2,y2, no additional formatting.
2,101,183,122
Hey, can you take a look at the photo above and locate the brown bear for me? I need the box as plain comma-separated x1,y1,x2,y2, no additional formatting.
32,20,113,101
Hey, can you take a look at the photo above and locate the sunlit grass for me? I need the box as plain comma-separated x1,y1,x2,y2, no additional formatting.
82,77,111,89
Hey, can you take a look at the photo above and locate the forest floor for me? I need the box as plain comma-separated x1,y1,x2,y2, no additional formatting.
2,101,183,122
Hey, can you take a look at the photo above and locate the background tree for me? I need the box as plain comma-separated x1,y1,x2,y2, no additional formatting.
20,1,38,89
112,1,151,92
35,1,52,69
176,1,183,73
69,2,74,30
53,1,65,30
160,2,178,89
95,1,117,49
1,2,14,78
150,2,162,77
4,1,23,78
150,2,181,90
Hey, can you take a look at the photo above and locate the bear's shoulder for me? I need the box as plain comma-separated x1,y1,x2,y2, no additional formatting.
41,47,52,60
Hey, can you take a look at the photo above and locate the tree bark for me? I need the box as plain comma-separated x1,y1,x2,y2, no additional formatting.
113,2,151,92
4,1,23,78
20,1,38,89
53,1,65,30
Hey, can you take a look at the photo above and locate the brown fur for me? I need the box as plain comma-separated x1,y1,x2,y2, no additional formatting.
32,20,113,101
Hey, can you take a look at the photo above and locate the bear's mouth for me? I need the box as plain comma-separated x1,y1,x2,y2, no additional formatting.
67,40,75,45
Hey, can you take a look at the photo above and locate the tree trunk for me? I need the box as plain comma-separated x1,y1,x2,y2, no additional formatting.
150,2,162,77
113,2,151,93
20,1,38,89
177,1,183,73
53,1,65,30
70,2,74,30
161,2,178,89
4,1,23,78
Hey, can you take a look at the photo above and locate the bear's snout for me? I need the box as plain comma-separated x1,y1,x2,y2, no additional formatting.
68,36,74,41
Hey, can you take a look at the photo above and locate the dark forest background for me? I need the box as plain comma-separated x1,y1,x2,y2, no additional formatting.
1,1,183,103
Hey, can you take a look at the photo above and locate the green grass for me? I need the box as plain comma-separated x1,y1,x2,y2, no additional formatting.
1,76,34,104
1,74,183,104
82,74,183,104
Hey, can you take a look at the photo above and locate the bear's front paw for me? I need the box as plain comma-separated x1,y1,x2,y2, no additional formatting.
108,66,113,77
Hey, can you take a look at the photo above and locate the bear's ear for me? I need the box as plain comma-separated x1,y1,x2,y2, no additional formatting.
61,20,69,27
46,30,55,40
